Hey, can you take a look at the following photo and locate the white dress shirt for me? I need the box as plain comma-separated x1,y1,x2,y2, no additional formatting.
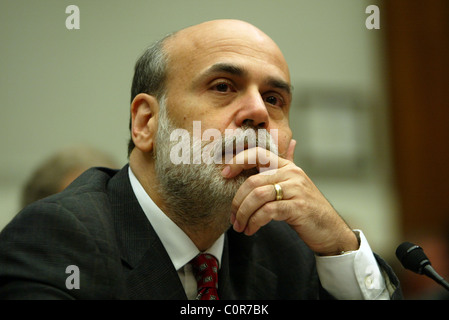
128,167,390,300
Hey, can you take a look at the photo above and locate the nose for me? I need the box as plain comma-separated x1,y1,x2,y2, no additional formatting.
234,89,269,129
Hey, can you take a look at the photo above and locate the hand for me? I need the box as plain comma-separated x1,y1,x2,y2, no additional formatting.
221,139,359,256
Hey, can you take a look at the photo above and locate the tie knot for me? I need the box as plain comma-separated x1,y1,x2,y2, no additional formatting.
190,253,219,300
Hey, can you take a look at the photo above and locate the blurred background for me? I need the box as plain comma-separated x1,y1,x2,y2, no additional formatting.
1,0,448,299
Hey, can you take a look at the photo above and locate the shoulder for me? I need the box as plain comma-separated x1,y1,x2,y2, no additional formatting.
0,166,126,299
2,166,127,250
7,166,120,234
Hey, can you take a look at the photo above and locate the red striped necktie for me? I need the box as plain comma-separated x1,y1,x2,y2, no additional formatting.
191,253,219,300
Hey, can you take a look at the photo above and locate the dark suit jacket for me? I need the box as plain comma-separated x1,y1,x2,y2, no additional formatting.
0,165,402,299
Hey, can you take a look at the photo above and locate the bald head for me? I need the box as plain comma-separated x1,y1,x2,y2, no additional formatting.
167,19,283,55
163,19,290,95
129,19,292,157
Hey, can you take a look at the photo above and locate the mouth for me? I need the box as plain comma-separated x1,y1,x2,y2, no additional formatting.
221,136,258,161
211,128,275,164
222,141,250,157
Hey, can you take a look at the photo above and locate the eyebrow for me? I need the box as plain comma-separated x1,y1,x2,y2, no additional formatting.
265,77,292,97
206,62,248,77
195,62,292,96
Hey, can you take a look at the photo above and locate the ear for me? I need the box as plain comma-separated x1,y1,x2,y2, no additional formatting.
130,93,159,153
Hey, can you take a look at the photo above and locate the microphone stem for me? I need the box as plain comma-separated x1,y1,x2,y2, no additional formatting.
424,265,449,292
437,278,449,292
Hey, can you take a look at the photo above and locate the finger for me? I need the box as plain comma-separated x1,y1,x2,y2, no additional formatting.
230,167,295,220
221,147,286,179
231,174,266,217
243,200,289,236
230,170,281,217
285,139,296,162
232,184,277,232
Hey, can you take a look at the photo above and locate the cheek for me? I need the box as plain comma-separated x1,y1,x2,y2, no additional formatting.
168,97,232,132
272,128,292,155
195,112,235,134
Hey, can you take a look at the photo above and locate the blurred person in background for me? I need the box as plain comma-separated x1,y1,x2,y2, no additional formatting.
21,145,118,207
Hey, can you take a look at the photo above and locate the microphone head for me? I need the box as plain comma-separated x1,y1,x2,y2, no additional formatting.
396,241,431,274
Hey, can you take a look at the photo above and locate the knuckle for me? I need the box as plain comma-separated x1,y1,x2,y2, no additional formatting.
253,186,267,199
296,198,307,209
249,214,259,227
245,175,261,189
262,201,276,215
289,164,305,175
231,198,240,209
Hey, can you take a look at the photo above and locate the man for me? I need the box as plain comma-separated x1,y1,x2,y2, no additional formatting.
21,145,118,208
0,20,401,299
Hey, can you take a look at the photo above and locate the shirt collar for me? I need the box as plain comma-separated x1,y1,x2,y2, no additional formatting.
128,166,224,271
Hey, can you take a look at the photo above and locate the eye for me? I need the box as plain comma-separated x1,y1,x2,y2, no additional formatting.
263,93,284,107
215,83,230,92
210,80,235,93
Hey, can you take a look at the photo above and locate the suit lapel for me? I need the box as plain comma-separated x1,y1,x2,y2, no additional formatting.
219,231,278,299
107,165,279,300
108,165,187,299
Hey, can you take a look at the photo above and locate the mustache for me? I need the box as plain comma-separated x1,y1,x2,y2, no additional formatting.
202,126,278,164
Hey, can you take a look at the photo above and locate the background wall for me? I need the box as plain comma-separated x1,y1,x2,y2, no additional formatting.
0,0,399,259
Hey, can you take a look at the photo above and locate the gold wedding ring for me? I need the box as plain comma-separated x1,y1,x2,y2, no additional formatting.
274,183,283,201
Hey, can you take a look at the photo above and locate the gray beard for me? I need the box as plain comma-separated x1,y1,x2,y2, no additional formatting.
154,100,278,233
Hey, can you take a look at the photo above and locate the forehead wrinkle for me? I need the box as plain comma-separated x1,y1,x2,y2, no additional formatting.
164,21,290,93
168,28,287,68
201,62,248,78
197,39,291,84
197,37,284,66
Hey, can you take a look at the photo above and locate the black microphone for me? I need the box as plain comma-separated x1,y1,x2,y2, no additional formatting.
396,241,449,291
